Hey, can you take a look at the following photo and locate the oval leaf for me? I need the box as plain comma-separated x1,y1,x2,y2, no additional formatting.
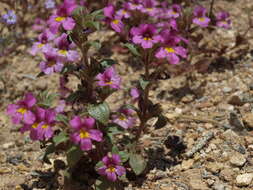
88,102,110,125
129,153,147,175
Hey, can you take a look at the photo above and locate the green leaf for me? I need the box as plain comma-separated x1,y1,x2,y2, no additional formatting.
88,102,110,125
40,143,55,164
139,78,149,90
123,43,140,56
154,115,168,129
112,145,119,154
53,132,68,146
67,146,83,168
36,72,45,78
100,59,117,69
56,114,69,126
37,91,58,108
119,151,129,163
88,40,102,50
129,153,147,175
85,21,100,30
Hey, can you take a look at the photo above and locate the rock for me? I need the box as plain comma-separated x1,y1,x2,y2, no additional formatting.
181,159,194,170
189,179,209,190
220,168,234,181
242,113,253,129
223,87,232,93
230,152,246,167
212,182,226,190
2,142,15,149
206,162,223,174
236,173,253,186
228,94,244,106
184,169,209,190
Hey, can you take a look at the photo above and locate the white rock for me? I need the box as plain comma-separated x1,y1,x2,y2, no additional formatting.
230,153,246,167
236,173,253,186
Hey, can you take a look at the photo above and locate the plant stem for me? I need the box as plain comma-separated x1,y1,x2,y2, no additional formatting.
136,51,151,141
209,0,215,17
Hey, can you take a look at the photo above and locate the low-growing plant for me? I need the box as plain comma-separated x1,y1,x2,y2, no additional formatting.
6,0,253,189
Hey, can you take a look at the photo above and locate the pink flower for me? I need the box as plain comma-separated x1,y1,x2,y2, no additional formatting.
70,116,103,151
167,4,181,18
155,30,187,64
103,5,124,33
30,29,55,56
48,0,77,33
98,153,126,181
20,107,55,141
7,93,36,125
54,33,79,62
32,18,47,32
96,67,121,89
130,87,140,102
140,0,159,16
39,49,64,75
216,11,231,29
130,24,162,49
192,6,210,27
112,108,136,129
126,0,143,10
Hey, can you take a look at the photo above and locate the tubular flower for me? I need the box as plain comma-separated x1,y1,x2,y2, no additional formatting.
54,33,79,62
216,11,231,29
70,116,103,151
30,29,55,55
130,24,162,49
96,66,121,89
39,49,64,75
7,93,36,125
192,6,210,27
103,5,124,33
112,108,136,129
48,0,77,33
98,153,126,181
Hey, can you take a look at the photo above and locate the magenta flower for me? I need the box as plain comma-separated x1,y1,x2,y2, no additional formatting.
216,11,231,29
7,93,36,125
30,29,55,56
20,107,55,141
55,100,66,113
48,0,77,33
54,33,79,62
112,108,136,129
130,24,162,49
116,9,131,19
39,50,64,75
59,76,71,97
155,30,187,64
70,116,103,151
140,0,159,16
103,5,124,33
192,6,210,27
126,0,143,10
167,4,181,18
130,87,140,102
96,67,121,89
98,153,126,181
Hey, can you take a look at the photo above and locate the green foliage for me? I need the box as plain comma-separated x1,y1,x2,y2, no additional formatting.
53,131,68,146
129,153,147,175
37,91,58,108
56,114,69,126
123,43,141,56
88,102,110,125
66,146,83,168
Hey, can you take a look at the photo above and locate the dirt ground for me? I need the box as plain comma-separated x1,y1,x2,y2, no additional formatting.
1,0,253,189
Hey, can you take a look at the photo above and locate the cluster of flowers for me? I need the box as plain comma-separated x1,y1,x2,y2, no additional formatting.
103,0,231,65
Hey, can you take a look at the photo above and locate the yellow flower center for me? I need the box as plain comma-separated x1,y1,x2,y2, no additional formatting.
17,108,27,114
165,47,175,53
122,10,127,14
42,124,49,129
105,81,113,85
172,11,177,15
113,19,119,24
55,17,66,22
32,123,39,129
198,17,206,22
58,49,68,55
106,166,116,173
119,115,126,121
144,37,152,41
146,8,153,11
37,43,44,48
80,130,90,139
48,61,56,67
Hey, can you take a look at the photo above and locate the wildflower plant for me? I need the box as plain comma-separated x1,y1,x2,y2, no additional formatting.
6,0,253,189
